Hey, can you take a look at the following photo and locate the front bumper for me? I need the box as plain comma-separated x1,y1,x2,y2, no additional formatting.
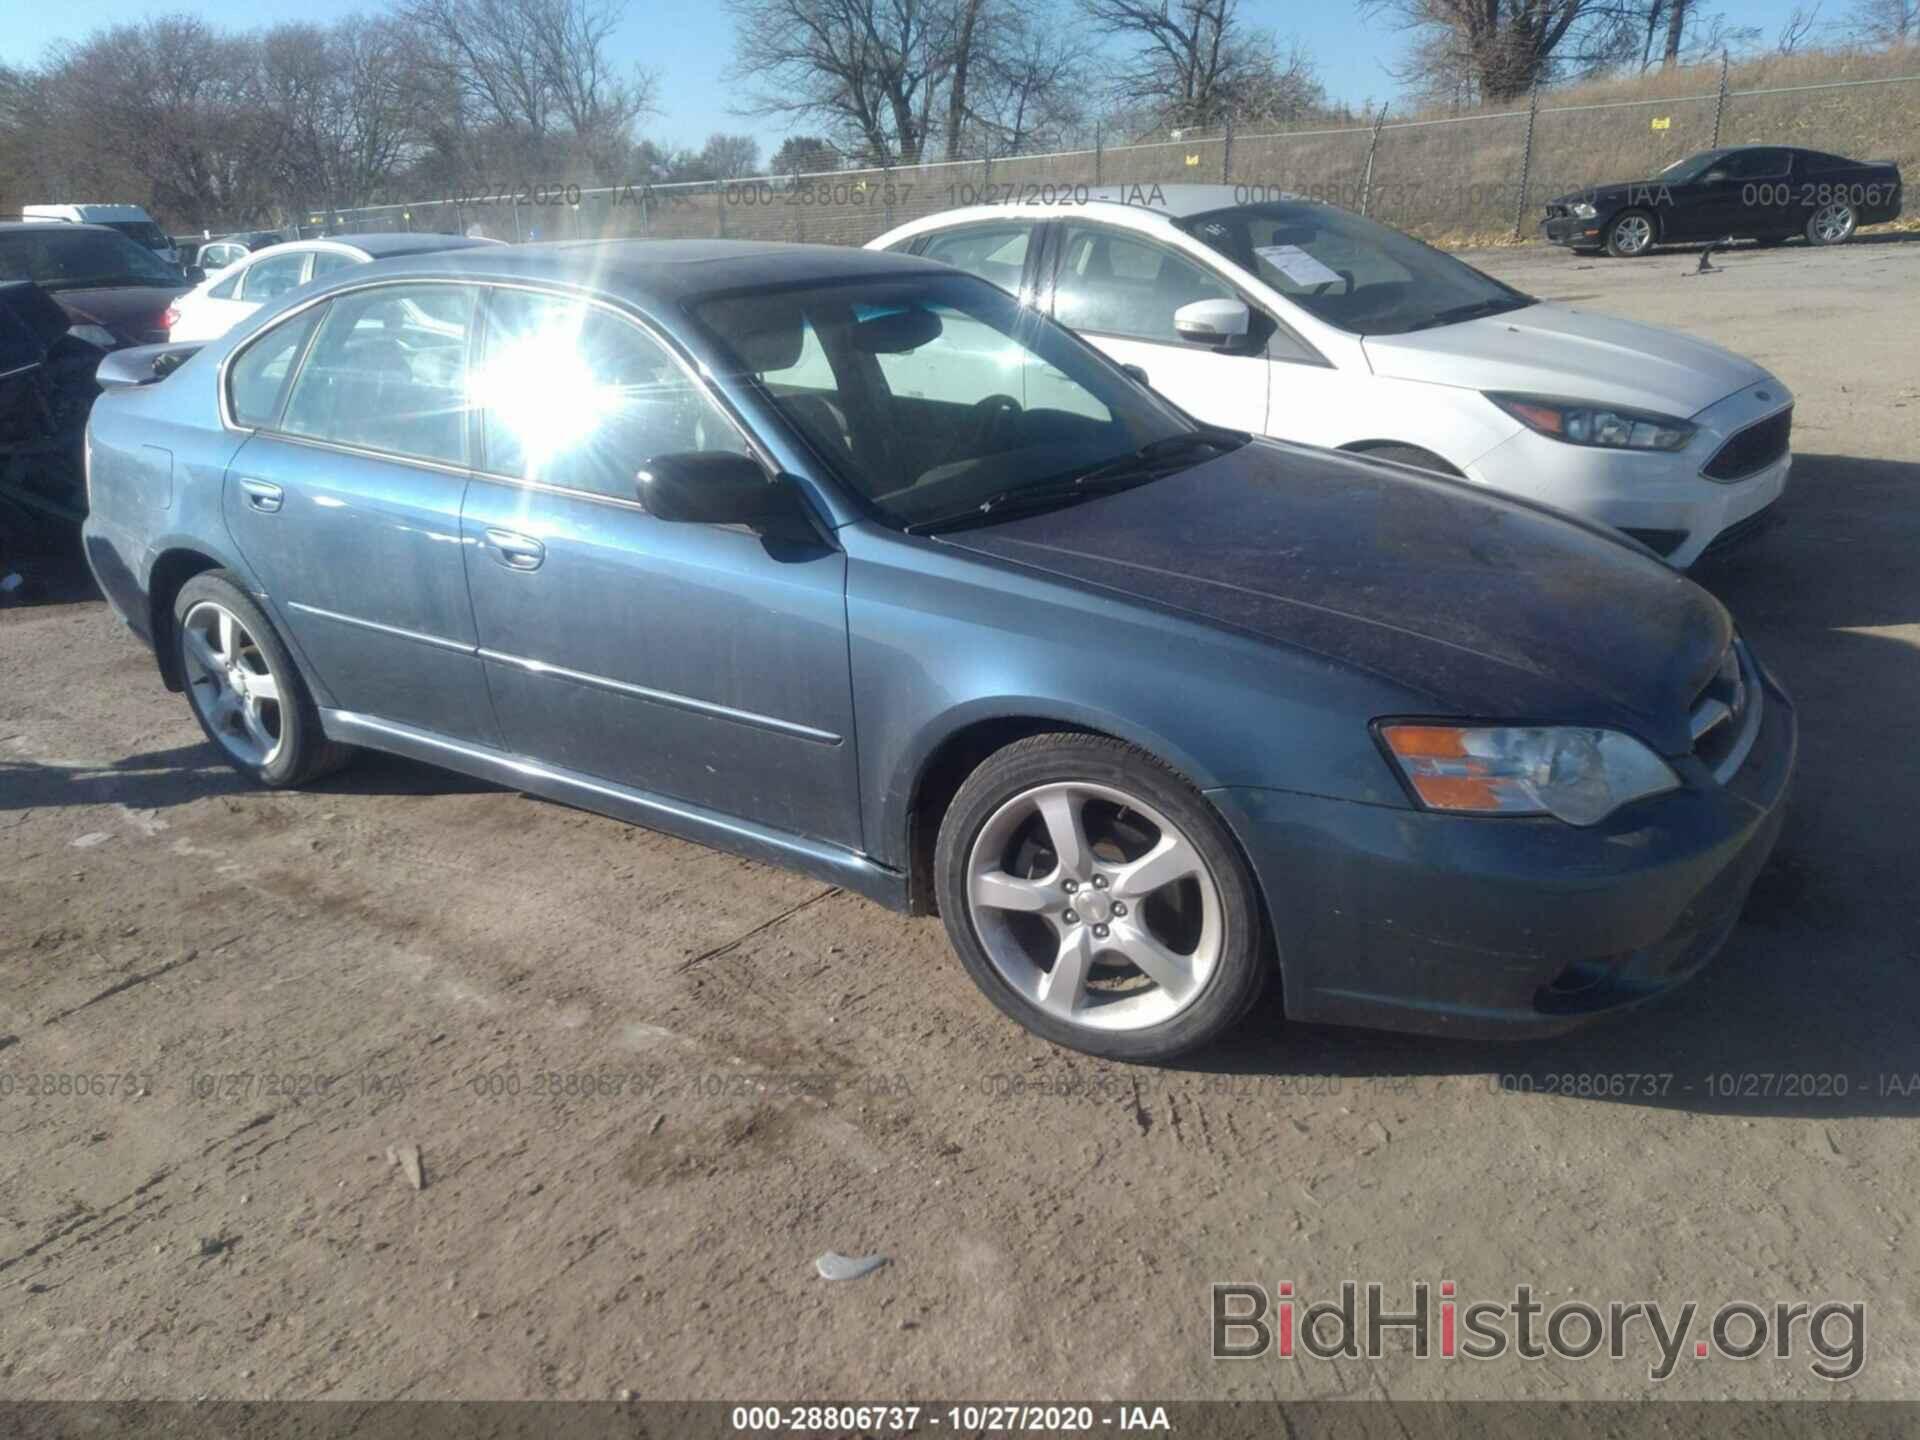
1541,214,1603,248
1466,381,1793,570
1209,662,1796,1039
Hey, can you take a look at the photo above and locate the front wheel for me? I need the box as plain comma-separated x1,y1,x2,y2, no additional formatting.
934,734,1269,1061
1806,201,1856,245
174,571,351,787
1604,210,1656,258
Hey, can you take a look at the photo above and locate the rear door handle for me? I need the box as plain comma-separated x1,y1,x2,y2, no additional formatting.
483,528,545,571
239,478,283,513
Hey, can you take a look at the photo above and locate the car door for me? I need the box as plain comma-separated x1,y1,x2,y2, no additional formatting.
220,281,500,746
458,286,861,846
1043,222,1268,433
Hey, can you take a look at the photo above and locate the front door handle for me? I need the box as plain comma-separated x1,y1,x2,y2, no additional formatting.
239,478,283,513
483,528,545,571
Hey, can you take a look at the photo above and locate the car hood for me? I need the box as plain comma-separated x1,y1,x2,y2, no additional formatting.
944,440,1731,755
52,285,188,344
1363,302,1770,418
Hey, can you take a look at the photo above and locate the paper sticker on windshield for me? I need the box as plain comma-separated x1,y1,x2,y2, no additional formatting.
1254,244,1342,288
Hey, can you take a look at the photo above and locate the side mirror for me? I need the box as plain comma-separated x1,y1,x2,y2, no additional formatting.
185,266,206,284
1119,363,1150,387
636,451,798,529
1173,298,1251,349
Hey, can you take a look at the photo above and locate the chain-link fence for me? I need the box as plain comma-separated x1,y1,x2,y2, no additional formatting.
300,64,1920,251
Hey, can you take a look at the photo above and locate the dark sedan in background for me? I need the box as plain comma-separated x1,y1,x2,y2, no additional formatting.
1544,144,1903,257
0,221,193,349
82,240,1795,1060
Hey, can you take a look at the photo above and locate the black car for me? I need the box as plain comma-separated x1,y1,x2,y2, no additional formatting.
0,222,193,350
1543,145,1903,257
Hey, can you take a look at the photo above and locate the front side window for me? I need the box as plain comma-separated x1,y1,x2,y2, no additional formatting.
1051,227,1237,344
1180,202,1531,336
472,289,747,498
227,307,323,427
1726,149,1790,180
241,253,309,303
695,272,1206,533
281,284,478,464
919,224,1033,294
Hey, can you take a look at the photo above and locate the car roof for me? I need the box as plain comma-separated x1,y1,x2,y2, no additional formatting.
317,231,505,257
0,221,130,237
315,238,951,305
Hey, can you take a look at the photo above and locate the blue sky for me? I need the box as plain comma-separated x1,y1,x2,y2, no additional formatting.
5,0,1836,163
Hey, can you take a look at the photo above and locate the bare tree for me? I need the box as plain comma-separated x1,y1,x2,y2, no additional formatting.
727,0,949,162
400,0,656,178
1360,0,1604,100
1080,0,1321,129
1847,0,1919,44
1777,2,1824,52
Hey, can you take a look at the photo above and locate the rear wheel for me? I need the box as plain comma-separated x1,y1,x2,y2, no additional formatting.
1806,201,1856,246
174,571,350,787
1605,210,1656,258
934,733,1268,1061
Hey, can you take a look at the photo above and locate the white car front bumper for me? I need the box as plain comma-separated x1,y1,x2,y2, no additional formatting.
1465,380,1793,569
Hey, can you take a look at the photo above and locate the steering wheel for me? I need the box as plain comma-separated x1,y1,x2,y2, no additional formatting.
964,394,1024,458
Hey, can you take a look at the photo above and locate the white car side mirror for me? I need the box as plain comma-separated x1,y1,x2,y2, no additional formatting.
1173,298,1251,349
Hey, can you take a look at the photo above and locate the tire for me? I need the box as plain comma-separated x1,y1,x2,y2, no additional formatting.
1350,443,1460,477
1806,201,1856,246
173,571,351,788
1604,210,1656,258
934,732,1269,1061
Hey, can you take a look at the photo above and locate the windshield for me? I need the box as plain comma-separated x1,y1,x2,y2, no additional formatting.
1177,201,1531,336
104,220,172,252
693,272,1204,531
1658,149,1731,183
0,228,184,289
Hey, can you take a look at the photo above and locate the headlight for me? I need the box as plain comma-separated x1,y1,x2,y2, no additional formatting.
1379,724,1679,826
1570,201,1598,219
67,323,118,350
1487,393,1695,452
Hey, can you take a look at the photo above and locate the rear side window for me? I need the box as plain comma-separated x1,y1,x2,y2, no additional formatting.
308,250,356,280
281,284,479,464
227,307,323,427
241,252,309,302
209,267,243,299
919,224,1033,294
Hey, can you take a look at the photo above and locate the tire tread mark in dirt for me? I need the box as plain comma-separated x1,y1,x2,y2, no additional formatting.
39,935,238,1026
1128,1076,1152,1135
674,887,841,974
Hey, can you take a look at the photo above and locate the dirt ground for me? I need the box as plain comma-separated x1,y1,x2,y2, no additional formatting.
3,234,1919,1405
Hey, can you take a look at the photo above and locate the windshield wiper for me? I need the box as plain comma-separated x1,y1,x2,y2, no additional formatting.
1403,297,1530,332
904,428,1246,536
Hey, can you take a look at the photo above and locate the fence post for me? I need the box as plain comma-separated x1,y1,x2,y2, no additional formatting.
1221,111,1234,183
1360,102,1389,217
883,159,894,232
1710,49,1730,147
1512,82,1540,240
716,180,727,238
1094,121,1103,187
510,198,522,243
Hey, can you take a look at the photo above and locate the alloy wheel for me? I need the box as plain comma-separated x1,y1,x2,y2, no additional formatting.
1812,202,1855,243
180,600,285,768
963,781,1223,1032
1613,214,1653,255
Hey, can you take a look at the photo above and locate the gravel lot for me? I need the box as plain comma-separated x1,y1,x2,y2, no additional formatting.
4,234,1919,1404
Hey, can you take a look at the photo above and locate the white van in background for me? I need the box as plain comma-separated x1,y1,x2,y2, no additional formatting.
22,205,179,267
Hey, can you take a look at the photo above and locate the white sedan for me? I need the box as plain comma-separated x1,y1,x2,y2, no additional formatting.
166,232,503,343
870,185,1790,567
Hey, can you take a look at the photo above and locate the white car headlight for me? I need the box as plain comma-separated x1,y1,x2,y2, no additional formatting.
1487,393,1695,452
1570,201,1598,219
67,323,118,350
1379,724,1679,826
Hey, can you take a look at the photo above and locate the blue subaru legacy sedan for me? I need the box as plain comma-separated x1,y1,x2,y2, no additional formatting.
81,239,1795,1060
